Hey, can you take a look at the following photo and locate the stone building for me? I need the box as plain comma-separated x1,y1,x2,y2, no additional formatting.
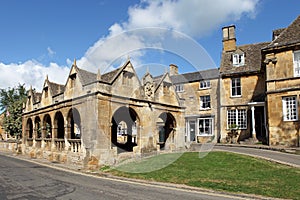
262,15,300,146
22,60,186,166
170,65,220,144
219,25,269,144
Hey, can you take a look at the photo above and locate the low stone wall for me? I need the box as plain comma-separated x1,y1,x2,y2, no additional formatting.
0,140,22,153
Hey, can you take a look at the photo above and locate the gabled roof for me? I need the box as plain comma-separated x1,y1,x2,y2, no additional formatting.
100,60,133,84
76,67,97,86
28,88,42,104
47,80,65,97
220,42,270,76
171,68,219,84
263,15,300,50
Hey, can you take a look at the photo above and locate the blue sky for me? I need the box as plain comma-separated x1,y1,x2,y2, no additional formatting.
0,0,299,90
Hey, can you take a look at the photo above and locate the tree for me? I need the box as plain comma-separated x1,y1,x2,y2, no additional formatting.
0,84,27,138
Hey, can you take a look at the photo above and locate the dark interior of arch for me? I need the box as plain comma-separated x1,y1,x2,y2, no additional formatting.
111,107,138,152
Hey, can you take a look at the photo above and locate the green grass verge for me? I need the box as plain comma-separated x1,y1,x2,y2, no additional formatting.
108,152,300,200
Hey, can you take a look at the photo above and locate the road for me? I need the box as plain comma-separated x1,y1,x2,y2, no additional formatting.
213,145,300,167
0,153,250,200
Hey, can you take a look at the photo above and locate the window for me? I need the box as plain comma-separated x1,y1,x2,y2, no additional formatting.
231,78,241,97
232,53,245,66
282,96,298,121
294,51,300,77
227,109,247,129
44,87,48,98
175,84,184,92
200,95,211,110
70,74,76,88
200,80,210,89
198,118,213,136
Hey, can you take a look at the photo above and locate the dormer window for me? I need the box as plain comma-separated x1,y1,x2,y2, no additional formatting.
44,87,49,98
232,53,245,66
70,74,76,88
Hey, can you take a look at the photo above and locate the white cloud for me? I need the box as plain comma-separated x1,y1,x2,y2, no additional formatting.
78,0,260,72
0,0,260,91
0,61,69,91
125,0,259,37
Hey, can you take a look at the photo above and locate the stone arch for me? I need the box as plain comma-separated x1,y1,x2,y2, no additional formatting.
34,116,42,138
43,114,52,138
26,118,33,139
54,111,65,139
157,112,176,149
67,108,81,139
111,106,140,152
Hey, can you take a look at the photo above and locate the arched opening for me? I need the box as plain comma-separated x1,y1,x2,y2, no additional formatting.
34,116,41,138
111,107,139,152
67,108,81,139
26,118,33,139
43,114,52,138
157,112,176,149
54,111,64,139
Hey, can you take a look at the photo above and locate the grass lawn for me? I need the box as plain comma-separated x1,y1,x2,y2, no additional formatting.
106,151,300,200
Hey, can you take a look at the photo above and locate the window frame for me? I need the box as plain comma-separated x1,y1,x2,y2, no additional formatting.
227,109,247,129
232,53,245,67
231,77,241,97
198,118,214,136
200,95,211,110
199,80,211,89
175,84,184,92
293,50,300,77
282,96,298,121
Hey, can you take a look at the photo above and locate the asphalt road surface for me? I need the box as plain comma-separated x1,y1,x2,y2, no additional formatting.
0,153,251,200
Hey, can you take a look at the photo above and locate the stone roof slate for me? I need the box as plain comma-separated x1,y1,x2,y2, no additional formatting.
48,81,65,96
220,42,270,76
171,68,219,84
264,15,300,50
77,67,97,86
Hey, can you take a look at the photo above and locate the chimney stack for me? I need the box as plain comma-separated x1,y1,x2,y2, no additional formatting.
222,25,236,52
169,64,178,76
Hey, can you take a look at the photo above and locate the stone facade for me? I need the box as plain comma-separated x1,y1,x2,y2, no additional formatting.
22,60,185,167
263,15,300,147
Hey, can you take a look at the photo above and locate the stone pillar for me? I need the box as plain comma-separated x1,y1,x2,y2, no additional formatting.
41,126,46,149
51,126,56,151
64,121,70,151
32,123,36,148
251,106,257,141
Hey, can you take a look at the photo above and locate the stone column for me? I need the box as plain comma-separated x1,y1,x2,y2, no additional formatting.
32,122,36,148
251,106,257,141
51,126,56,151
41,126,46,149
64,120,70,151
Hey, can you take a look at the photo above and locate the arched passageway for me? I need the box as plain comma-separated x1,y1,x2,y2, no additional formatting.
26,118,33,138
157,112,176,149
111,107,139,152
35,117,41,138
67,108,81,139
54,111,64,139
43,114,52,138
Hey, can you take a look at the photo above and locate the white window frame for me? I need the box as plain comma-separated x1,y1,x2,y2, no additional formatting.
199,80,211,89
198,118,213,136
232,53,245,66
175,84,184,92
200,95,211,110
231,77,241,97
293,51,300,77
227,109,247,129
282,96,298,121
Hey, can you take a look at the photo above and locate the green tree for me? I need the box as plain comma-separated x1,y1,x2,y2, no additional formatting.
0,84,27,138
